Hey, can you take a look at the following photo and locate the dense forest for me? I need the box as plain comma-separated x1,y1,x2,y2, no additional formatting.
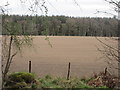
2,15,118,37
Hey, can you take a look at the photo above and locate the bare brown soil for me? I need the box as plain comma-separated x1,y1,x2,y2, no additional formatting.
9,36,118,77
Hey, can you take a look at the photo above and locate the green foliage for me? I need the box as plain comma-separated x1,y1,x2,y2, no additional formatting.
80,77,94,83
38,75,93,88
12,35,33,51
8,72,35,83
7,82,27,88
4,73,110,89
38,75,112,88
2,15,118,37
45,75,52,79
5,72,36,88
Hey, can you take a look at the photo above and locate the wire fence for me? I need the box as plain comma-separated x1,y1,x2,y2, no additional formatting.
9,57,118,78
17,60,117,78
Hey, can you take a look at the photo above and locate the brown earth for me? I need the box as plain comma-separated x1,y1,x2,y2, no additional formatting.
9,36,118,77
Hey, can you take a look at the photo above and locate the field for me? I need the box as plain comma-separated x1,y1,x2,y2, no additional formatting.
9,36,118,77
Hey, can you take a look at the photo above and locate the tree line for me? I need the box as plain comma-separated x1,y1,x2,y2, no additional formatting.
2,14,118,37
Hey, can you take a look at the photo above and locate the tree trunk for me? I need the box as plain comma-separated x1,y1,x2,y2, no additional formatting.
2,36,13,87
118,1,120,79
0,14,2,90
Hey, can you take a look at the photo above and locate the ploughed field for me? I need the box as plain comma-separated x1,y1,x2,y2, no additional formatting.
10,36,118,77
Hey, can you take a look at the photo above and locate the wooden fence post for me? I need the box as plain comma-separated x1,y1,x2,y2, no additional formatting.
104,67,107,75
67,62,71,80
29,61,31,73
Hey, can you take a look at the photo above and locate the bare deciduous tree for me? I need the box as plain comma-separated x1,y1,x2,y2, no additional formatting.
96,0,120,80
0,0,48,88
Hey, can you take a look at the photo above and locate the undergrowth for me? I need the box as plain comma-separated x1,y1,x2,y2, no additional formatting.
4,71,119,89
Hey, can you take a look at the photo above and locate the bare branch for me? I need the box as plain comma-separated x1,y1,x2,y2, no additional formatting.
95,37,118,52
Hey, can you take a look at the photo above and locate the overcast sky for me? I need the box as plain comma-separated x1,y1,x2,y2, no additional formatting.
0,0,118,17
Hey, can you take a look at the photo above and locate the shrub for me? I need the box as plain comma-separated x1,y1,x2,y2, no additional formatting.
8,72,35,83
5,72,36,88
9,82,27,89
